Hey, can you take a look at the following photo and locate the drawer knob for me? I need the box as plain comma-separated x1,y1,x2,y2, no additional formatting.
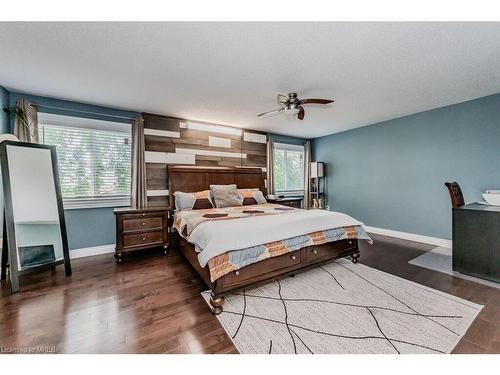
348,241,353,245
291,255,297,260
142,222,146,226
234,270,240,276
142,213,146,216
142,237,146,241
313,249,318,255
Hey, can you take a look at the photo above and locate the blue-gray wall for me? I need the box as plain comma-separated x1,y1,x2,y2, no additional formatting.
8,92,140,250
64,207,117,249
0,86,9,134
313,93,500,240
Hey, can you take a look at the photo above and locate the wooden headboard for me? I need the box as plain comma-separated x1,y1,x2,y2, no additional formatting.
167,166,266,208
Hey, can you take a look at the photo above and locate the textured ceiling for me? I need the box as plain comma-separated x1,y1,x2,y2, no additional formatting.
1,22,500,138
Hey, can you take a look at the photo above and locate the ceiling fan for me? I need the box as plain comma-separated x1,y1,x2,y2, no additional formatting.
257,93,334,120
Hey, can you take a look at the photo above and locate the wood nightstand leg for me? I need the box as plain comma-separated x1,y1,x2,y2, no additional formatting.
116,253,123,263
351,252,360,263
163,244,169,255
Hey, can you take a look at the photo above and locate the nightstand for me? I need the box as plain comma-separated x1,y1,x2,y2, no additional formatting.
266,197,303,209
113,207,170,263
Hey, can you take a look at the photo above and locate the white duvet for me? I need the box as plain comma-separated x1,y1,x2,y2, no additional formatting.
189,209,366,267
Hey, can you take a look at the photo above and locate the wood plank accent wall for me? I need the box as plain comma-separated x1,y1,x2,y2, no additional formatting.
143,113,267,206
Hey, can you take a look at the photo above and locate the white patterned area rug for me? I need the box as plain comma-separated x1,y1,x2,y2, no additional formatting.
202,258,482,354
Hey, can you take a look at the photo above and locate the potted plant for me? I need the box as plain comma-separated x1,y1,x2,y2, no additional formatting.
3,106,38,142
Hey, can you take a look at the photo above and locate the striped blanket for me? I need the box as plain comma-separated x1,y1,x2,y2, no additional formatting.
207,225,371,282
173,204,372,281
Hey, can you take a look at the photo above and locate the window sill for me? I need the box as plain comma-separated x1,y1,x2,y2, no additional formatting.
63,196,131,210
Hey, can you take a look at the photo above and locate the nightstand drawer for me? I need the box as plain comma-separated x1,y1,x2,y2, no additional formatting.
123,231,163,248
123,217,163,232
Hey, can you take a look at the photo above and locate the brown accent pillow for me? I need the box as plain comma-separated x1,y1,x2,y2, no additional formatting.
238,189,267,206
243,197,258,205
209,184,243,208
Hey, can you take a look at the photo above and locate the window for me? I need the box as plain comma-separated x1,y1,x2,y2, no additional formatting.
38,113,132,209
273,142,305,193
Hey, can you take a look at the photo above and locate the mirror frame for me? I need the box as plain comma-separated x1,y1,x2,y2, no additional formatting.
0,140,71,293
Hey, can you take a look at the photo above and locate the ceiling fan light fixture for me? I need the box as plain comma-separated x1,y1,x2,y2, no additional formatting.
284,105,300,116
258,92,334,120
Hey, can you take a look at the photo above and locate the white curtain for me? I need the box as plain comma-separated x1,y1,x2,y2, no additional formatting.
303,140,311,209
13,99,38,143
131,115,147,208
266,136,275,196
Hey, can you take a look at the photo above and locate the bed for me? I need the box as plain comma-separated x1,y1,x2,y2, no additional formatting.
167,166,372,314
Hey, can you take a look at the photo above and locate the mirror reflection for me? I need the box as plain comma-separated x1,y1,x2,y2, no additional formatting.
6,144,63,269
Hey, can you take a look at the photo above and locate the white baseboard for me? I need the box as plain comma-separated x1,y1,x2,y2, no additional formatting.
365,226,452,248
69,244,115,259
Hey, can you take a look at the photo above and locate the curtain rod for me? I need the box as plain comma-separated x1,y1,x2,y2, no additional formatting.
27,103,137,121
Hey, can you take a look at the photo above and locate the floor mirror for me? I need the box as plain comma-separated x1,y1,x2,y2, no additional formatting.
0,140,71,293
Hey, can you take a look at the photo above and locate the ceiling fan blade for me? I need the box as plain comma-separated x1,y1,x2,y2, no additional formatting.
277,94,289,105
297,106,305,120
257,107,284,117
298,98,334,105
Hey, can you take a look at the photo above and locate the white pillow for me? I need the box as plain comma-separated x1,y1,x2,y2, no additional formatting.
173,190,214,210
209,184,244,208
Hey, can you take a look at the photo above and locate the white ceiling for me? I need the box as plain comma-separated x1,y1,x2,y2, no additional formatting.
1,22,500,138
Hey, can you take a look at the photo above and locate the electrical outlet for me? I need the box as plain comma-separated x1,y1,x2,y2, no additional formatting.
326,205,330,210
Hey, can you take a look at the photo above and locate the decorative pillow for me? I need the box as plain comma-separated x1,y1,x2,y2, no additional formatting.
209,184,243,208
238,189,267,205
174,190,214,210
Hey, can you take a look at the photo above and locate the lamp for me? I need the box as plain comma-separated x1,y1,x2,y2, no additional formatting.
310,162,324,178
310,162,325,209
284,104,300,116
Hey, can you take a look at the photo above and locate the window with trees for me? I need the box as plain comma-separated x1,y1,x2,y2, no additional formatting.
273,142,305,193
38,113,132,209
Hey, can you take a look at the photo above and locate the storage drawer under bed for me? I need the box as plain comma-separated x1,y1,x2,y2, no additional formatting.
217,239,358,290
222,251,301,288
303,239,357,264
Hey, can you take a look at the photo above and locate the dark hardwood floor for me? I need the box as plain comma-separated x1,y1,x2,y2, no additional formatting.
1,234,499,354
